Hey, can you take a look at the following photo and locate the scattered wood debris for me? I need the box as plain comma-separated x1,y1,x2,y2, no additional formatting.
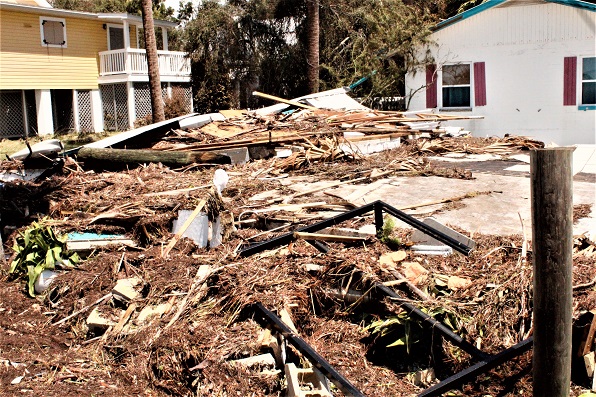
0,104,594,397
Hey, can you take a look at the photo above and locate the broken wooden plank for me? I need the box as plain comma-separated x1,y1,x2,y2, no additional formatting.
218,109,246,118
294,231,367,243
67,237,136,252
105,302,137,338
253,91,319,111
582,311,596,356
53,293,112,326
142,185,210,197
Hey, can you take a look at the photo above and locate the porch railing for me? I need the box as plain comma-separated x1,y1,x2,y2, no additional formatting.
99,48,191,77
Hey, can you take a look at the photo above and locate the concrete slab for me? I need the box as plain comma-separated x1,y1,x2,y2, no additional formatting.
503,145,596,176
213,147,249,165
172,210,209,247
411,217,476,248
574,144,596,175
308,173,595,238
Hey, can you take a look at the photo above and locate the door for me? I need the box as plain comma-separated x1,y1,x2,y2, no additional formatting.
108,26,125,50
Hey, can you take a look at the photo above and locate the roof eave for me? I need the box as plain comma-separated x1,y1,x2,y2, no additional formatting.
432,0,596,32
0,3,179,27
97,13,178,28
0,2,98,19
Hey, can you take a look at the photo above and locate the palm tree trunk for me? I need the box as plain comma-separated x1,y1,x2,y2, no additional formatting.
141,0,165,123
306,0,320,94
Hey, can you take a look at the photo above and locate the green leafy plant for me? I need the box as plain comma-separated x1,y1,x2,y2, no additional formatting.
367,312,419,353
367,307,466,353
378,216,401,249
9,220,80,297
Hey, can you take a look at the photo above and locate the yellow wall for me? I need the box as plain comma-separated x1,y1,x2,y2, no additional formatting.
0,9,109,89
130,25,138,49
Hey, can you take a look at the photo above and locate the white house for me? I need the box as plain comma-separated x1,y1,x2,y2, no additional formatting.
405,0,596,145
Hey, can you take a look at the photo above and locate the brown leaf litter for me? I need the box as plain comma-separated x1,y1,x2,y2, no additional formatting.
0,134,594,397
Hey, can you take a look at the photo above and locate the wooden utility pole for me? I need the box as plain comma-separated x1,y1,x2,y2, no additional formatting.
531,147,575,397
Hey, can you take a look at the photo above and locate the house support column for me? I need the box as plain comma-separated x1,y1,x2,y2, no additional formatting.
35,89,54,136
21,90,30,137
72,90,80,133
127,81,135,129
162,27,168,51
90,89,104,132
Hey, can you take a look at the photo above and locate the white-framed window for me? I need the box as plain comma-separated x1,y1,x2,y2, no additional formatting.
581,56,596,105
40,17,67,47
441,63,471,108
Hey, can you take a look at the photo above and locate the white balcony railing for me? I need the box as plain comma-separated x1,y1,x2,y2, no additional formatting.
99,48,191,77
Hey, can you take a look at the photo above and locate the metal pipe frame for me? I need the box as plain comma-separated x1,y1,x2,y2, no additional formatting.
240,201,482,358
380,202,473,255
239,200,473,257
239,202,377,257
251,302,366,397
241,202,529,396
418,337,533,396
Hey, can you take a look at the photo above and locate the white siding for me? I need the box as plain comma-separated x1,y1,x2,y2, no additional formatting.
406,2,596,145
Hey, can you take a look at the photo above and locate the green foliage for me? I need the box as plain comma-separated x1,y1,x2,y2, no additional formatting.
367,307,465,353
317,0,435,98
378,216,401,249
367,312,419,353
9,220,80,297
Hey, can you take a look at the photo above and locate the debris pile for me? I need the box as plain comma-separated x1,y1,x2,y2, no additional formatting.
0,93,594,396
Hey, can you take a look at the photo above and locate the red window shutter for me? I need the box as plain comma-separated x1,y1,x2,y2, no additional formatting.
474,62,486,106
426,64,437,108
563,57,577,106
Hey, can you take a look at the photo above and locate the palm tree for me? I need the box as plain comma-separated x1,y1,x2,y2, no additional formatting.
140,0,165,123
306,0,319,93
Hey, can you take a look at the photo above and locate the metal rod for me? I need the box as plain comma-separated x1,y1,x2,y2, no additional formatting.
239,201,474,257
380,202,473,255
418,337,533,396
374,201,384,235
374,283,489,360
251,303,366,397
306,240,330,253
239,202,376,256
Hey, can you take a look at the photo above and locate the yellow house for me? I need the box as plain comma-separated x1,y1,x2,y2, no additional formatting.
0,0,191,137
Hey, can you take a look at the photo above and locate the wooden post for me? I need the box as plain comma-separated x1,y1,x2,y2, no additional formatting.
76,148,230,168
531,147,575,397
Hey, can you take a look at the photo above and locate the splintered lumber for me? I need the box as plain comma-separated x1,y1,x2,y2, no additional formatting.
76,147,231,167
253,91,319,111
293,231,367,243
162,199,207,258
53,293,113,326
142,185,210,197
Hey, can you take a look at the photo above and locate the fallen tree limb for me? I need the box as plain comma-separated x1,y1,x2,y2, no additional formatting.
76,147,231,168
